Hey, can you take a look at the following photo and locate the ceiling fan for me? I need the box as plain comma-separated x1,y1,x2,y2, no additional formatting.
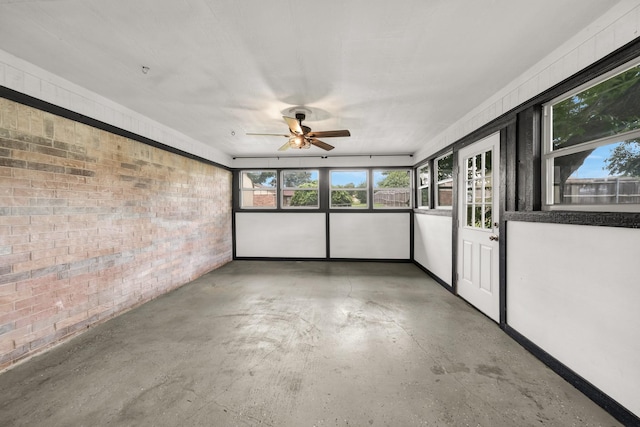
247,112,350,151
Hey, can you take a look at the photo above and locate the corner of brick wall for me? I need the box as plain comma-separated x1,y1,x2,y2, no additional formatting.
0,97,233,370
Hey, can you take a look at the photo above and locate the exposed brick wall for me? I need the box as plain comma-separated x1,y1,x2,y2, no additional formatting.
0,98,232,370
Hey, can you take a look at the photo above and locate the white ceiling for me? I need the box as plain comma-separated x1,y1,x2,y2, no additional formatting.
0,0,622,158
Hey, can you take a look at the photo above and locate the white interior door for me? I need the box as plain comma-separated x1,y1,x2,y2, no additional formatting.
457,133,500,323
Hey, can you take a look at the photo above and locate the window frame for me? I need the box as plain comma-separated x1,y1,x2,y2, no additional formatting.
280,169,320,209
542,58,640,212
372,168,412,209
239,169,278,209
435,152,454,210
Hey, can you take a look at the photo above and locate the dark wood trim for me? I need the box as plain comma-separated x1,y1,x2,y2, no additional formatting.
233,257,412,263
499,125,512,328
450,150,459,294
0,86,231,171
506,116,518,213
516,106,542,212
409,211,415,261
505,325,640,427
504,211,640,228
231,172,240,260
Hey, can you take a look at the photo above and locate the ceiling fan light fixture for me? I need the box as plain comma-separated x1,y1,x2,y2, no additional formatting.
290,135,310,149
250,113,349,152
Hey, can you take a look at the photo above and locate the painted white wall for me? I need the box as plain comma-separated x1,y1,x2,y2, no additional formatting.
235,212,326,258
413,214,452,285
507,221,640,417
329,212,410,259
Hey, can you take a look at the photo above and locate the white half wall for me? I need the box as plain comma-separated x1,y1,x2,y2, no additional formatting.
329,212,410,259
235,212,326,258
507,221,640,417
413,214,452,285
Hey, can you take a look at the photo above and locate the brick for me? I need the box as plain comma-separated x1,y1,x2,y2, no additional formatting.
29,179,68,190
32,246,68,261
11,223,54,236
30,144,68,159
0,251,31,266
8,131,52,148
13,256,57,274
0,158,26,168
26,162,65,174
13,187,55,198
11,206,53,216
0,137,29,151
29,198,67,207
14,292,56,312
0,345,29,365
0,216,31,229
66,167,95,177
54,311,87,331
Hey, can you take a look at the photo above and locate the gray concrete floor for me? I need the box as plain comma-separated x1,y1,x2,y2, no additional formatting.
0,261,621,427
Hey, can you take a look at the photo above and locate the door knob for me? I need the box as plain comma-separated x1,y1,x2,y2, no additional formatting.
489,235,499,241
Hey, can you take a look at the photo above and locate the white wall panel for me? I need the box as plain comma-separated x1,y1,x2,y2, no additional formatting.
235,212,326,258
329,213,410,259
413,214,452,285
507,221,640,417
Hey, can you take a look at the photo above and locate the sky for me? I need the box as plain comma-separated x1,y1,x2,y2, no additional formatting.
570,143,618,179
331,170,368,186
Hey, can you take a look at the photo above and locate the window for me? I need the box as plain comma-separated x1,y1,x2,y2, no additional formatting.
372,169,411,208
543,60,640,211
435,153,453,208
417,163,430,208
464,149,493,229
330,170,368,208
281,170,319,208
240,170,277,208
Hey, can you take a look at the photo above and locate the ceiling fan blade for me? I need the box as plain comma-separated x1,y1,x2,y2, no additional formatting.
309,138,334,151
306,130,351,138
278,141,291,151
283,116,303,135
246,133,289,137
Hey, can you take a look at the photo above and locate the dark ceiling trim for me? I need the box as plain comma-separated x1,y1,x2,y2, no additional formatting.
0,85,231,171
232,153,414,160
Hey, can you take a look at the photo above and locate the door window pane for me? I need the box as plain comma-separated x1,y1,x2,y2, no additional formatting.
463,150,493,230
